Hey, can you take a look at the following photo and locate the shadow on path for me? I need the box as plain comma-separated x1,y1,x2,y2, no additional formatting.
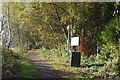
26,51,76,79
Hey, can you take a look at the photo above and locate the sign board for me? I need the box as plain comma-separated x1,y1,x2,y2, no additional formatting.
71,37,79,46
67,25,69,30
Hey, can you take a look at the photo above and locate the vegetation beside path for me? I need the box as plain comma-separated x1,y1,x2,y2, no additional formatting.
36,47,120,79
15,60,37,78
2,47,37,78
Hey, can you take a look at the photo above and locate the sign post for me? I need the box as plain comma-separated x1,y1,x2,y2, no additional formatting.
71,37,81,67
67,25,70,53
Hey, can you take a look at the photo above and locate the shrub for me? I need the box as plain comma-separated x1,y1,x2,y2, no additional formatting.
1,47,19,78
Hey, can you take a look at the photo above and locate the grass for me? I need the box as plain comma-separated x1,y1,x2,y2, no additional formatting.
46,60,89,78
10,47,37,78
11,47,29,57
16,60,37,78
38,50,88,78
36,48,120,79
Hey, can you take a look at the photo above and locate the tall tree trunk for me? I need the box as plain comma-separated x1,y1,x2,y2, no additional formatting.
6,3,11,48
0,3,3,47
16,27,21,46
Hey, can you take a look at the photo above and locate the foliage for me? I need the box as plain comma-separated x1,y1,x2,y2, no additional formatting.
37,44,119,79
1,2,120,79
2,47,19,65
99,17,119,45
37,45,71,64
1,2,115,49
11,47,37,78
98,16,120,75
1,47,37,78
1,47,19,78
11,47,29,57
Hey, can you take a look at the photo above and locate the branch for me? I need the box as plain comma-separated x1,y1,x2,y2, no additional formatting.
2,20,7,27
51,3,70,16
52,3,68,40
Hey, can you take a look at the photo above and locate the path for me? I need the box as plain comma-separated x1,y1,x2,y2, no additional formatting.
26,51,74,79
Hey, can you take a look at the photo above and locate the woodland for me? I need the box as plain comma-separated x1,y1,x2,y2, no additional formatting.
0,2,120,79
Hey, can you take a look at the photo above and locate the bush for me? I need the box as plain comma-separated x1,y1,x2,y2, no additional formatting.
37,42,119,79
37,45,71,64
1,47,19,78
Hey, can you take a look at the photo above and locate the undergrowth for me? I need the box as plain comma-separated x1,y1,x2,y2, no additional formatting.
2,47,37,78
11,47,37,78
36,44,120,79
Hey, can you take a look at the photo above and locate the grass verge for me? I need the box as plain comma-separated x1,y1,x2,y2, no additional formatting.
11,47,37,78
37,49,87,79
16,60,37,78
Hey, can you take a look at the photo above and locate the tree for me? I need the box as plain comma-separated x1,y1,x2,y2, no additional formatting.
1,2,116,51
1,3,12,48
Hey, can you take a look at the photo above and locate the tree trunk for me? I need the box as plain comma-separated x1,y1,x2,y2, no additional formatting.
6,3,11,48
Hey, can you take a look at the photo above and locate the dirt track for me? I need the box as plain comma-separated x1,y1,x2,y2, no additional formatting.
26,51,73,78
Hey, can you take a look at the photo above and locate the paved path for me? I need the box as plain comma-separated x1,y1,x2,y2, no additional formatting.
26,51,74,78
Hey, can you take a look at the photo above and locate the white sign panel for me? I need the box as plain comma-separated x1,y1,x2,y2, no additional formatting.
71,37,79,46
67,25,69,30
